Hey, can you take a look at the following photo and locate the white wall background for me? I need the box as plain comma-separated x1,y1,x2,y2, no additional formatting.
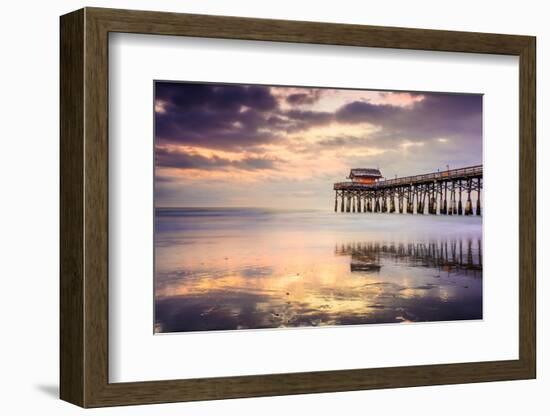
0,1,545,414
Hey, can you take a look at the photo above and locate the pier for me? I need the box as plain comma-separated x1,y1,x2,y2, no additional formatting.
333,165,483,215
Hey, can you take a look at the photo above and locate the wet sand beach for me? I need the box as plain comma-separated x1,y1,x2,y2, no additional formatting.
154,208,482,333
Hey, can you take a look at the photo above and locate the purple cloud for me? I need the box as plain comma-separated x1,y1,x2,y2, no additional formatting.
155,82,281,150
155,82,482,165
336,93,482,143
156,147,280,171
286,90,322,106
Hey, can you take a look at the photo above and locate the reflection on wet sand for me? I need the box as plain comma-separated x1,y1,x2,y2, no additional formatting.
155,210,482,333
336,240,482,274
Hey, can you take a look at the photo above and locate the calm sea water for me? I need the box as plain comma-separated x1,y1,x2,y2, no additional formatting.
154,208,482,333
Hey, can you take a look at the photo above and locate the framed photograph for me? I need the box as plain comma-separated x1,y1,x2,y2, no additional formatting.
60,7,536,407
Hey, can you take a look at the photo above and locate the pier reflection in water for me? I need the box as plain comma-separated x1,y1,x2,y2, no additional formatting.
336,240,482,274
154,209,482,333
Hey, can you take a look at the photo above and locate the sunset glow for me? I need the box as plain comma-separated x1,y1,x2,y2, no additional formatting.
153,82,483,333
154,83,482,208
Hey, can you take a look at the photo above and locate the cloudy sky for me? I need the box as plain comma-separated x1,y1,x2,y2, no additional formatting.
155,82,482,209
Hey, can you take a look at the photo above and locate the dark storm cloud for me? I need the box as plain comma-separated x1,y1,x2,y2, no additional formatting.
156,82,278,112
336,101,401,124
155,83,281,150
336,93,482,143
286,90,322,106
155,83,334,152
156,147,280,171
285,109,333,127
155,82,481,160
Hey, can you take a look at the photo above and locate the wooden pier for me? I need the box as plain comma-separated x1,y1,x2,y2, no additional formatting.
333,165,483,215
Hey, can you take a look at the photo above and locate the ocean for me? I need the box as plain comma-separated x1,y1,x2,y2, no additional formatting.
154,208,482,333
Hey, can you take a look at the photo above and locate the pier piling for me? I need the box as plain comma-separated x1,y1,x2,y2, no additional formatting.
457,182,463,215
464,179,473,215
439,182,445,215
476,178,482,216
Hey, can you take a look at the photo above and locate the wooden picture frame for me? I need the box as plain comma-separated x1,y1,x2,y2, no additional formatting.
60,7,536,408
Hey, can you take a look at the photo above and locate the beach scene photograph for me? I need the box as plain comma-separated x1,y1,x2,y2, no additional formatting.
154,81,483,334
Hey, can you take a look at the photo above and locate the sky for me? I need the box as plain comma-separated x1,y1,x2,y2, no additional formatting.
154,82,482,209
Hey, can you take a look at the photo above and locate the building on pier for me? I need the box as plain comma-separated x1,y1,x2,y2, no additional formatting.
348,168,382,184
333,165,483,216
